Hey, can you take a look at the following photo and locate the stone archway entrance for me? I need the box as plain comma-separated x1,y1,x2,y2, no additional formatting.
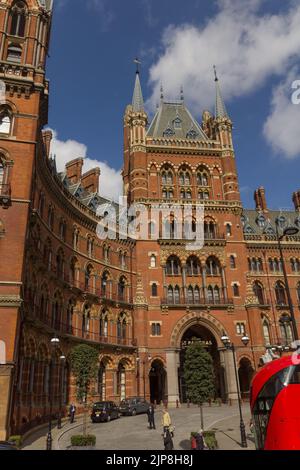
178,323,226,403
149,359,167,404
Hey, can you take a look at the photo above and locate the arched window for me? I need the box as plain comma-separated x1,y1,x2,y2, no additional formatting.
67,300,74,334
233,284,240,297
194,286,200,303
85,265,93,292
117,363,126,400
186,256,201,276
150,254,156,268
151,283,158,297
10,1,27,37
279,316,293,345
161,169,173,185
101,271,109,297
0,161,4,186
117,313,127,340
166,256,181,276
198,190,209,200
275,282,286,305
230,256,236,269
0,110,12,134
253,282,265,305
167,285,180,304
226,224,232,236
118,277,126,301
100,310,108,338
204,221,216,239
82,305,91,338
73,228,79,250
98,362,106,401
214,286,220,302
187,286,194,304
197,170,208,186
206,257,220,276
262,320,271,346
207,286,214,303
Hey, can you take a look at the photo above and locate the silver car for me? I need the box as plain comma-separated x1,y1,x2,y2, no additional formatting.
119,397,150,416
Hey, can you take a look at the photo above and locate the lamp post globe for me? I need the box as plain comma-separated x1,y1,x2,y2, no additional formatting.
241,335,250,346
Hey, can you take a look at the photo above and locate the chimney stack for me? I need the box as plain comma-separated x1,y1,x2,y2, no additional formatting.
293,191,300,211
254,187,267,212
42,129,53,158
81,168,101,193
65,158,84,184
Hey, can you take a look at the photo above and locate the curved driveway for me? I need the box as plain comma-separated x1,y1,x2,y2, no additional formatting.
57,404,254,451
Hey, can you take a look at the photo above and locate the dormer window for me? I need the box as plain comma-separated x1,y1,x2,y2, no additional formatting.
186,129,198,139
173,117,182,129
163,127,175,138
10,1,26,37
276,215,286,229
256,215,265,228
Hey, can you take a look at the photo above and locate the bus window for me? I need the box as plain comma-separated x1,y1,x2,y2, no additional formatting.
289,365,300,384
252,366,292,450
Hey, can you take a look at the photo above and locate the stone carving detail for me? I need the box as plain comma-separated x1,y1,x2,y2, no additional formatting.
134,273,147,306
244,275,259,306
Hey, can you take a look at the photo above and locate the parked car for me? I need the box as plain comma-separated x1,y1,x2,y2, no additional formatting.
0,441,17,451
119,397,150,416
91,401,120,423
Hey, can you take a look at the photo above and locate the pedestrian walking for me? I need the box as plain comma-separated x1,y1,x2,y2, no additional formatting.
161,408,172,433
147,404,156,429
163,428,174,451
69,403,76,424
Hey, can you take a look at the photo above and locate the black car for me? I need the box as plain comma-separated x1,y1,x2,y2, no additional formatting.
0,441,18,451
119,397,150,416
91,401,120,423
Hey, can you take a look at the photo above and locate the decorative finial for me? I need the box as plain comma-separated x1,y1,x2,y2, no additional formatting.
180,85,184,101
134,57,141,74
160,83,164,101
213,65,218,82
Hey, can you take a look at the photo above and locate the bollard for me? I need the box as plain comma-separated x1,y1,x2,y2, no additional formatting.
187,399,190,408
229,398,232,406
176,399,179,409
208,399,212,407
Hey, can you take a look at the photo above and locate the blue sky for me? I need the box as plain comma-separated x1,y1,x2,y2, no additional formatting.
49,0,300,208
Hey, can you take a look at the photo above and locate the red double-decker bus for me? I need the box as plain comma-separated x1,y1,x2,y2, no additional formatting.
250,355,300,450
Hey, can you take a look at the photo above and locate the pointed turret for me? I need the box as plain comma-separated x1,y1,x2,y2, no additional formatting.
132,64,144,113
214,65,228,119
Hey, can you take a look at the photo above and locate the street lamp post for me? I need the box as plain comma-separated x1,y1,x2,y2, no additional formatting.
275,223,299,342
221,333,250,449
46,336,60,451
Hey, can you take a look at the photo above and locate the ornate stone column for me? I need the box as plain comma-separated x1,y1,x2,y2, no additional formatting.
166,348,180,407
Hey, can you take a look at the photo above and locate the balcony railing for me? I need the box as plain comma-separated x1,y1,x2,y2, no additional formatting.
24,305,136,348
0,183,11,208
161,297,234,307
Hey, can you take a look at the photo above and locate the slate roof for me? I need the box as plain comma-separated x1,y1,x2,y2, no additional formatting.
147,101,209,141
242,209,300,236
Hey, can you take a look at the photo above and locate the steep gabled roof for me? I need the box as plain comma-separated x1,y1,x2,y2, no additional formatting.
147,101,208,141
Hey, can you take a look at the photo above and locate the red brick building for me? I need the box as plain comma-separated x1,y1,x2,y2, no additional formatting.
0,0,300,439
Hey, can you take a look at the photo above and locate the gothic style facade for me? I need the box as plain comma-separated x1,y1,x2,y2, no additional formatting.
0,0,300,439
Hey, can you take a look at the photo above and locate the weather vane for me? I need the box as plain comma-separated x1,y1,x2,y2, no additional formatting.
213,65,218,82
134,57,141,73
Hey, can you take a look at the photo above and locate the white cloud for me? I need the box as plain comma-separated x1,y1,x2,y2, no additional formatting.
263,69,300,159
49,129,123,201
147,0,300,120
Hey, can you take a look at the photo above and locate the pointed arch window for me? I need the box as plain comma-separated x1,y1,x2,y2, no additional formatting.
275,282,287,305
100,310,109,338
230,255,236,269
0,161,4,186
10,1,27,37
151,283,158,297
0,110,12,134
262,320,271,346
253,282,265,305
173,116,182,129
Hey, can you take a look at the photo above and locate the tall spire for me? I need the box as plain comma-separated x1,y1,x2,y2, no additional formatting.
132,58,144,113
214,65,228,119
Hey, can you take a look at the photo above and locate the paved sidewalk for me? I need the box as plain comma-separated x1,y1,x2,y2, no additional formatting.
22,404,255,451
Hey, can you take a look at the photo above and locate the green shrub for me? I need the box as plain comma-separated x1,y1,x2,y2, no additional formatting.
190,431,218,450
8,435,22,449
71,434,96,447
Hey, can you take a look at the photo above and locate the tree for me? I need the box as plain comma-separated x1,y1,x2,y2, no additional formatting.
183,339,215,429
69,344,99,402
69,344,99,436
